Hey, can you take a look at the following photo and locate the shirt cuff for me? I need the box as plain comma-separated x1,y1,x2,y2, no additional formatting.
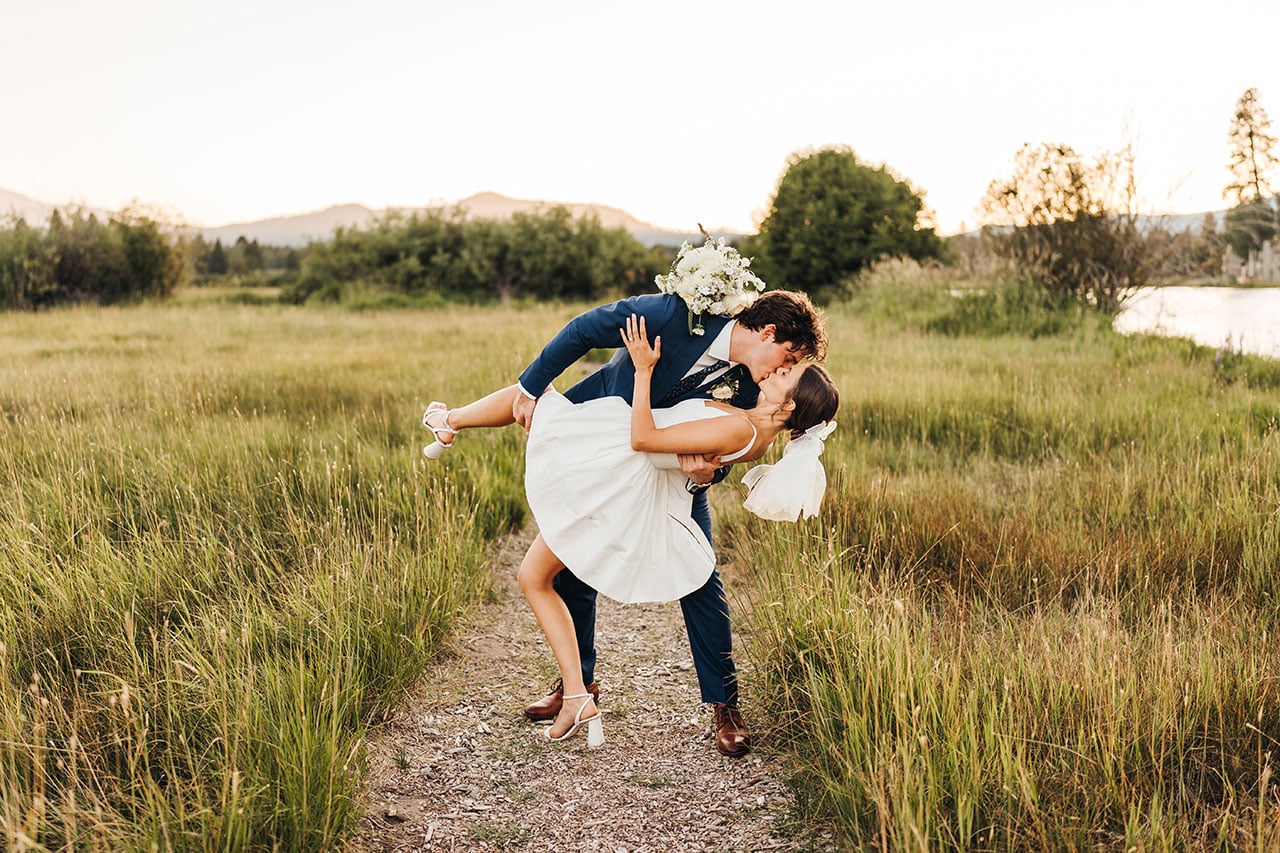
516,383,537,400
685,478,711,495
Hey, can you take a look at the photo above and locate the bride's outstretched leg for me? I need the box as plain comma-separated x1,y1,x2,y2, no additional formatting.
423,384,522,458
517,534,603,746
444,384,521,431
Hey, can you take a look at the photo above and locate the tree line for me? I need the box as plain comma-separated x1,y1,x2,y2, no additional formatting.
974,87,1277,310
0,209,184,310
2,86,1274,313
190,235,303,280
280,206,669,304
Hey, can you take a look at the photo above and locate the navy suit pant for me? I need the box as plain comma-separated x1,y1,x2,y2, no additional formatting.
550,491,739,706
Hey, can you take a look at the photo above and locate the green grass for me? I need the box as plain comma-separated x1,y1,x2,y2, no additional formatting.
0,300,586,849
3,278,1279,849
717,269,1280,849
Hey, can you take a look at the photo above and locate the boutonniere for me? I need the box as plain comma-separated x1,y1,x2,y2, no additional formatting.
708,375,739,401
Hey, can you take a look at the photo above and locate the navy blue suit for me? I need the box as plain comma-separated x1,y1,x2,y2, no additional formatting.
518,293,758,704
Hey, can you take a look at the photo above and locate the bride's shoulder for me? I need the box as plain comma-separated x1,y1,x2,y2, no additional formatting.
702,402,755,431
703,400,745,416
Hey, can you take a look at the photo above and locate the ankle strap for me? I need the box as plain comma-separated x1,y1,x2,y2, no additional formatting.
562,692,593,700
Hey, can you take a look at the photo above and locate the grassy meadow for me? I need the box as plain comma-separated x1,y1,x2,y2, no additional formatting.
1,272,1278,849
722,266,1280,848
0,301,568,849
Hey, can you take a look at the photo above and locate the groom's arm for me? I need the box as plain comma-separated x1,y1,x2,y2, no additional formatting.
516,294,676,402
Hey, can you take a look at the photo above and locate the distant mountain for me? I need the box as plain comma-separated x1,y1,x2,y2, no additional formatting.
11,183,1235,248
0,187,112,224
0,186,734,247
199,192,733,248
1138,210,1224,233
201,203,379,246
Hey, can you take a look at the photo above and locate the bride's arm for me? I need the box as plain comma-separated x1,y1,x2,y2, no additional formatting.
622,315,755,457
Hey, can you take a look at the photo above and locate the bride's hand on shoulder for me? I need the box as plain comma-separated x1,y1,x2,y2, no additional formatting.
620,314,660,372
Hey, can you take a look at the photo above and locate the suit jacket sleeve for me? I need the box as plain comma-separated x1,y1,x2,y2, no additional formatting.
517,294,679,397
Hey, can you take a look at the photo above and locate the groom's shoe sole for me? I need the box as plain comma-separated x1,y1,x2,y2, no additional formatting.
523,681,600,722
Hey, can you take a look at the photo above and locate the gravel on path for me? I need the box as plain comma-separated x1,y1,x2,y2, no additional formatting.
352,527,834,852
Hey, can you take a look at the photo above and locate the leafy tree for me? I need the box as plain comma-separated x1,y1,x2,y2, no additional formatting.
49,209,128,301
979,142,1149,312
0,209,184,307
115,212,183,299
227,235,268,274
0,219,57,309
749,146,945,302
189,235,209,275
1224,200,1277,259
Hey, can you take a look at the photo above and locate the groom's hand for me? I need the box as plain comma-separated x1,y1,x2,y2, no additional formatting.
679,453,721,486
513,393,539,433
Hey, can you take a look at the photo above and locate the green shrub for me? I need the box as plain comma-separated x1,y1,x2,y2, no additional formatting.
0,210,184,308
924,279,1086,338
283,206,667,305
847,258,1087,339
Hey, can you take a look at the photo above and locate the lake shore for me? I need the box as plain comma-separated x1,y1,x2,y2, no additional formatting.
1114,284,1280,358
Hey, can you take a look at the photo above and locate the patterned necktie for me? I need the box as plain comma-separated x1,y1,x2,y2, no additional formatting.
658,359,731,406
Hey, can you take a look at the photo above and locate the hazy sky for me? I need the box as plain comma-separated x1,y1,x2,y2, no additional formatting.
4,0,1278,235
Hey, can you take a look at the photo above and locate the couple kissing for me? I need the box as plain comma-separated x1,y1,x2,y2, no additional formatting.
422,285,837,756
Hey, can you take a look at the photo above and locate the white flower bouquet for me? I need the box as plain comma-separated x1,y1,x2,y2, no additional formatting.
655,226,766,335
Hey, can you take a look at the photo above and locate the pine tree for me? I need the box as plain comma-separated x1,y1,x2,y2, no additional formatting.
208,239,229,275
1223,89,1278,258
1225,88,1278,205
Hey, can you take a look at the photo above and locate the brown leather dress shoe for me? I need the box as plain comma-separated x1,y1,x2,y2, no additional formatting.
523,680,600,721
713,703,751,757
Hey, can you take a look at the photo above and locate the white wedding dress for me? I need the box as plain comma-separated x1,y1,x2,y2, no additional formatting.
525,389,755,604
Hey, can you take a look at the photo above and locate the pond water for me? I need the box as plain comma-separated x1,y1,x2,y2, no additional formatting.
1113,286,1280,359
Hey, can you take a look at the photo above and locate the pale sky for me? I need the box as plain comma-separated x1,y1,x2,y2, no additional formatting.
4,0,1278,236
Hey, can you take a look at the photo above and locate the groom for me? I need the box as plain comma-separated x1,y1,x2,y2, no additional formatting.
512,289,826,757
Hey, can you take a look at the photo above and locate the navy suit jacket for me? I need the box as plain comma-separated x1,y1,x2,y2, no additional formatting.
518,294,759,410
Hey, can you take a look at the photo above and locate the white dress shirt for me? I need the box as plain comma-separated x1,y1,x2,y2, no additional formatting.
682,320,737,384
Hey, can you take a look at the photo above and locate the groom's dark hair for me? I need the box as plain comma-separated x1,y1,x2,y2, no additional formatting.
736,290,827,361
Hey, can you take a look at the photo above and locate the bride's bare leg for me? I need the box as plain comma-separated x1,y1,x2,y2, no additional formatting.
425,384,521,447
517,534,598,738
445,384,521,430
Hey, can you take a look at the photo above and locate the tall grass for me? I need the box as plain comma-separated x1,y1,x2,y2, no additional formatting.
5,282,1278,849
721,267,1280,848
0,302,577,849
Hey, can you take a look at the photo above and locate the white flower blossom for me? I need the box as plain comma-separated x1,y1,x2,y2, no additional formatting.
655,228,766,334
709,377,739,400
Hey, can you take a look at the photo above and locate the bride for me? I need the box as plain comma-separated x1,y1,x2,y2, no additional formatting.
423,315,839,745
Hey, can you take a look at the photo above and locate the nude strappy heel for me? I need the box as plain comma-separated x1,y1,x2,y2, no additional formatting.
422,401,458,460
543,692,604,748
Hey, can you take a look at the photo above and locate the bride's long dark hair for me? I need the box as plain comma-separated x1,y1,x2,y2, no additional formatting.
783,365,839,439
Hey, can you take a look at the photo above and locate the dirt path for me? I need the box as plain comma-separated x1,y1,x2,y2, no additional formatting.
352,527,834,852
